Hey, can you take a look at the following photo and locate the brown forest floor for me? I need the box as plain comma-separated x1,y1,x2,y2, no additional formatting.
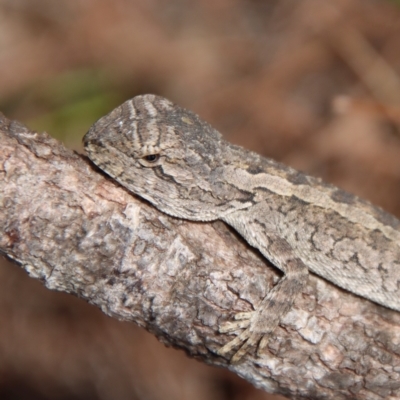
1,0,400,399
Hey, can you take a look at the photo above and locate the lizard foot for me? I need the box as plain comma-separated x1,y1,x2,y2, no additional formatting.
217,310,273,363
216,261,306,362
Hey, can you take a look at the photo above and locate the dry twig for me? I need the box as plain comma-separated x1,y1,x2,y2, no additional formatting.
1,114,400,399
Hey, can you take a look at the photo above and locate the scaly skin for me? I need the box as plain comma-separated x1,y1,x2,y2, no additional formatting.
84,94,400,362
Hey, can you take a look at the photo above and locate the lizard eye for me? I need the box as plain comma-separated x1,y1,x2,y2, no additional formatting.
142,154,160,163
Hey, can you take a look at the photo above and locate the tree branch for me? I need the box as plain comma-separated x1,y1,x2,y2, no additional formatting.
1,113,400,400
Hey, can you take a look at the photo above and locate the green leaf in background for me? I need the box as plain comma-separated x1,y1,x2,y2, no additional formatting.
2,69,126,147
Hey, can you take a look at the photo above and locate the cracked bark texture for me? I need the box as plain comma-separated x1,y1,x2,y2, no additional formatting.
1,113,400,400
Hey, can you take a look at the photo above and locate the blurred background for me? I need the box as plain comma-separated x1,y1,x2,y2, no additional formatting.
2,0,400,399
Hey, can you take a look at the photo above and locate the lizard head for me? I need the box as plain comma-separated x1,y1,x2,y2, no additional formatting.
83,94,254,221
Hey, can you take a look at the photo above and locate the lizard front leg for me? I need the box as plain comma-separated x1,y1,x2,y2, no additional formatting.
218,235,308,363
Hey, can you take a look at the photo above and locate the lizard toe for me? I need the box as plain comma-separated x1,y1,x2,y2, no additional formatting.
217,329,251,357
219,319,250,333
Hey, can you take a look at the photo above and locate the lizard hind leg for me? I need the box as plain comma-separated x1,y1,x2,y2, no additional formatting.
217,250,308,363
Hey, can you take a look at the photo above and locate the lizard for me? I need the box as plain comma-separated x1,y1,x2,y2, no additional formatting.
83,94,400,363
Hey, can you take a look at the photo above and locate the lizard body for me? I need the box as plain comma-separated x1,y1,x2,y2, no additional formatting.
83,94,400,362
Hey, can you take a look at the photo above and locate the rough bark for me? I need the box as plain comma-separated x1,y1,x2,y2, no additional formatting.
1,113,400,400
